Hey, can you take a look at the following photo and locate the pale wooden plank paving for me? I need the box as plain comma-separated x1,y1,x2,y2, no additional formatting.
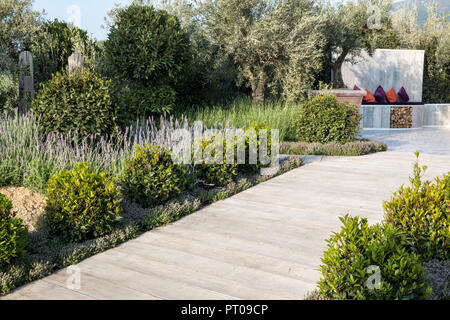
2,152,450,300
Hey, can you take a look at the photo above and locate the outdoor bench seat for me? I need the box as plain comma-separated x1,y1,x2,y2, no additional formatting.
362,102,424,106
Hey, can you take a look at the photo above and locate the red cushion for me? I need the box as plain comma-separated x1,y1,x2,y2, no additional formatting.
386,88,398,103
363,89,376,103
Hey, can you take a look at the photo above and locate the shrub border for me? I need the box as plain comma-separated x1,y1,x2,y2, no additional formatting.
0,156,302,296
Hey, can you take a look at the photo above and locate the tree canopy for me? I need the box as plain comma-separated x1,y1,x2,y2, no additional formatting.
200,0,325,103
0,0,41,72
320,0,393,88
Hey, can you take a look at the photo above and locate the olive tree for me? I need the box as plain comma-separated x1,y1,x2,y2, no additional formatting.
321,0,392,88
200,0,325,104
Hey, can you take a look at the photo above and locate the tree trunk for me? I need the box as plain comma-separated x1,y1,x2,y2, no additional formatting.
332,49,349,89
251,70,265,105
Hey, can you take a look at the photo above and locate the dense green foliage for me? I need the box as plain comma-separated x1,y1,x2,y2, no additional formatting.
0,0,39,113
105,4,191,118
384,153,449,261
238,120,273,174
32,69,116,139
45,163,122,242
0,0,40,73
105,4,191,87
121,145,190,208
0,194,28,268
390,4,449,103
199,0,324,103
318,215,432,300
113,84,176,126
295,94,361,144
0,72,19,114
194,137,238,187
180,97,298,142
29,19,98,86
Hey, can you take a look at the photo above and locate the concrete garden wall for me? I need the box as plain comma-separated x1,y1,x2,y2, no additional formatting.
423,104,450,127
361,104,450,129
341,49,425,102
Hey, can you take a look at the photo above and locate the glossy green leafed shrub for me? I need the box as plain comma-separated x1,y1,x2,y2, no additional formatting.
105,5,191,88
238,120,273,174
0,194,28,268
384,153,449,261
32,69,116,140
121,145,190,208
295,94,361,144
194,137,238,187
45,163,122,242
318,215,431,300
105,4,191,117
114,84,176,126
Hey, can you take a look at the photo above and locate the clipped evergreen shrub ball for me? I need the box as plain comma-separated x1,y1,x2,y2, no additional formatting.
295,94,361,144
0,194,28,268
121,145,190,208
45,163,122,242
32,69,116,140
318,215,431,300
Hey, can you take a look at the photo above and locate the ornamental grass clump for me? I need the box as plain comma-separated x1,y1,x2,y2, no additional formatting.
384,152,450,261
45,163,122,242
0,194,28,268
121,144,191,208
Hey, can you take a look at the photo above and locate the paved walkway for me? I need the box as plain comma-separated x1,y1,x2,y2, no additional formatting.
3,152,450,300
361,127,450,155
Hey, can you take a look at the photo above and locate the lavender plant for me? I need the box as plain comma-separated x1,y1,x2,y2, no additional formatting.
0,110,195,193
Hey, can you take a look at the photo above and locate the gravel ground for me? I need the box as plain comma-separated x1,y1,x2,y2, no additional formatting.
423,260,450,300
0,187,46,232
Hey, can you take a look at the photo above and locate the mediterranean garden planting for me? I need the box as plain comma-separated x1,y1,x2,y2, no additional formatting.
1,0,449,300
314,153,450,300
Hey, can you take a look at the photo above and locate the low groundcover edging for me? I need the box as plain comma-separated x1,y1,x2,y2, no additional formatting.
281,140,387,156
0,157,302,296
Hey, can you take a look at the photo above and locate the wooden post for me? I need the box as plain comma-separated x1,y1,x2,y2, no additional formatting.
18,51,34,112
68,49,84,74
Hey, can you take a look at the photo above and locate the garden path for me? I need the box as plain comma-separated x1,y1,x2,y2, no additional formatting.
3,152,450,300
361,127,450,155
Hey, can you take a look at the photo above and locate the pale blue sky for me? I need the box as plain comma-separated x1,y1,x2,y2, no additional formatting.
33,0,404,41
33,0,134,40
